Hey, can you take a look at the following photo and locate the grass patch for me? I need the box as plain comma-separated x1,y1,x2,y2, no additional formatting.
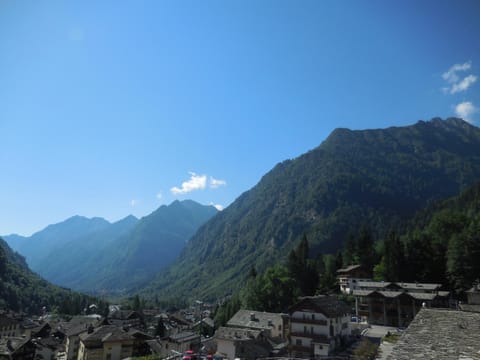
383,333,401,343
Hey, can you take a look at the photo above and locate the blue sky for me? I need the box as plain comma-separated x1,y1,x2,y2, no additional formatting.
1,0,479,235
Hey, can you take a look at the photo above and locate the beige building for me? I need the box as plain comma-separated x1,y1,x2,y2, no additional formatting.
215,327,271,360
77,325,141,360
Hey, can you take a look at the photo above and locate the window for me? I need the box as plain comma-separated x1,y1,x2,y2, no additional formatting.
311,327,314,335
278,325,282,331
311,314,315,320
304,326,307,334
296,339,302,346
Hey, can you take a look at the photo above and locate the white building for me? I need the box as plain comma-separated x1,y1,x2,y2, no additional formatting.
289,296,351,358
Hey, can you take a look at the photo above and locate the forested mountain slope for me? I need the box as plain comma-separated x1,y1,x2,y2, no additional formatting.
141,117,480,300
0,237,107,314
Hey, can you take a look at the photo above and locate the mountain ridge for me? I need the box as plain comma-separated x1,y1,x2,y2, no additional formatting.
140,117,480,301
5,200,218,295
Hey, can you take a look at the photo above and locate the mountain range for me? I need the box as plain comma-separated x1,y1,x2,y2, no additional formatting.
139,117,480,300
4,200,217,295
4,117,480,304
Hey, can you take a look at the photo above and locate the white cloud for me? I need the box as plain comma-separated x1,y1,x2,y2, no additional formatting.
210,203,224,211
455,101,477,123
450,74,477,94
156,192,163,200
210,177,227,189
130,199,138,207
442,61,477,94
171,172,207,195
442,61,471,83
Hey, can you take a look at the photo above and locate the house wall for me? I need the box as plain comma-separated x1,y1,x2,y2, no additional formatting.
0,320,20,337
339,277,371,294
290,310,350,358
103,340,134,360
291,311,329,337
66,335,82,360
216,338,235,360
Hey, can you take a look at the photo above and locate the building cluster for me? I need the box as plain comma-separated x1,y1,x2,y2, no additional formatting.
337,264,450,327
386,282,480,359
2,267,479,360
0,295,353,360
0,303,213,360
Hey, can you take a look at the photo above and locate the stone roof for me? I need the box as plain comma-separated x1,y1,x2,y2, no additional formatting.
227,310,285,331
290,296,350,318
168,331,200,343
0,337,31,356
387,308,480,360
80,325,135,346
215,327,262,341
337,264,362,274
458,304,480,313
357,281,442,291
146,339,163,354
352,290,450,301
359,281,393,288
397,282,442,291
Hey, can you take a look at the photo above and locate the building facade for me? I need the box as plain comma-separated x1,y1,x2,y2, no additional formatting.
336,265,372,295
352,281,450,327
289,296,351,358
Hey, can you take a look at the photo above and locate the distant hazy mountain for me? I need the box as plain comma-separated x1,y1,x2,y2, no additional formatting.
34,215,139,286
6,200,217,295
5,215,112,269
140,117,480,300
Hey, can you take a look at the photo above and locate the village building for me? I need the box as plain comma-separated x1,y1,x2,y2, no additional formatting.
466,282,480,305
352,281,450,327
459,281,480,313
55,316,101,360
336,264,372,294
226,310,289,340
0,313,37,339
158,331,200,358
192,317,215,337
215,327,271,360
0,337,36,360
289,295,351,358
386,308,480,359
106,310,144,331
77,325,150,360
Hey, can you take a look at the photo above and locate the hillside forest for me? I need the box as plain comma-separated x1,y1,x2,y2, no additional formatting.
214,181,480,325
